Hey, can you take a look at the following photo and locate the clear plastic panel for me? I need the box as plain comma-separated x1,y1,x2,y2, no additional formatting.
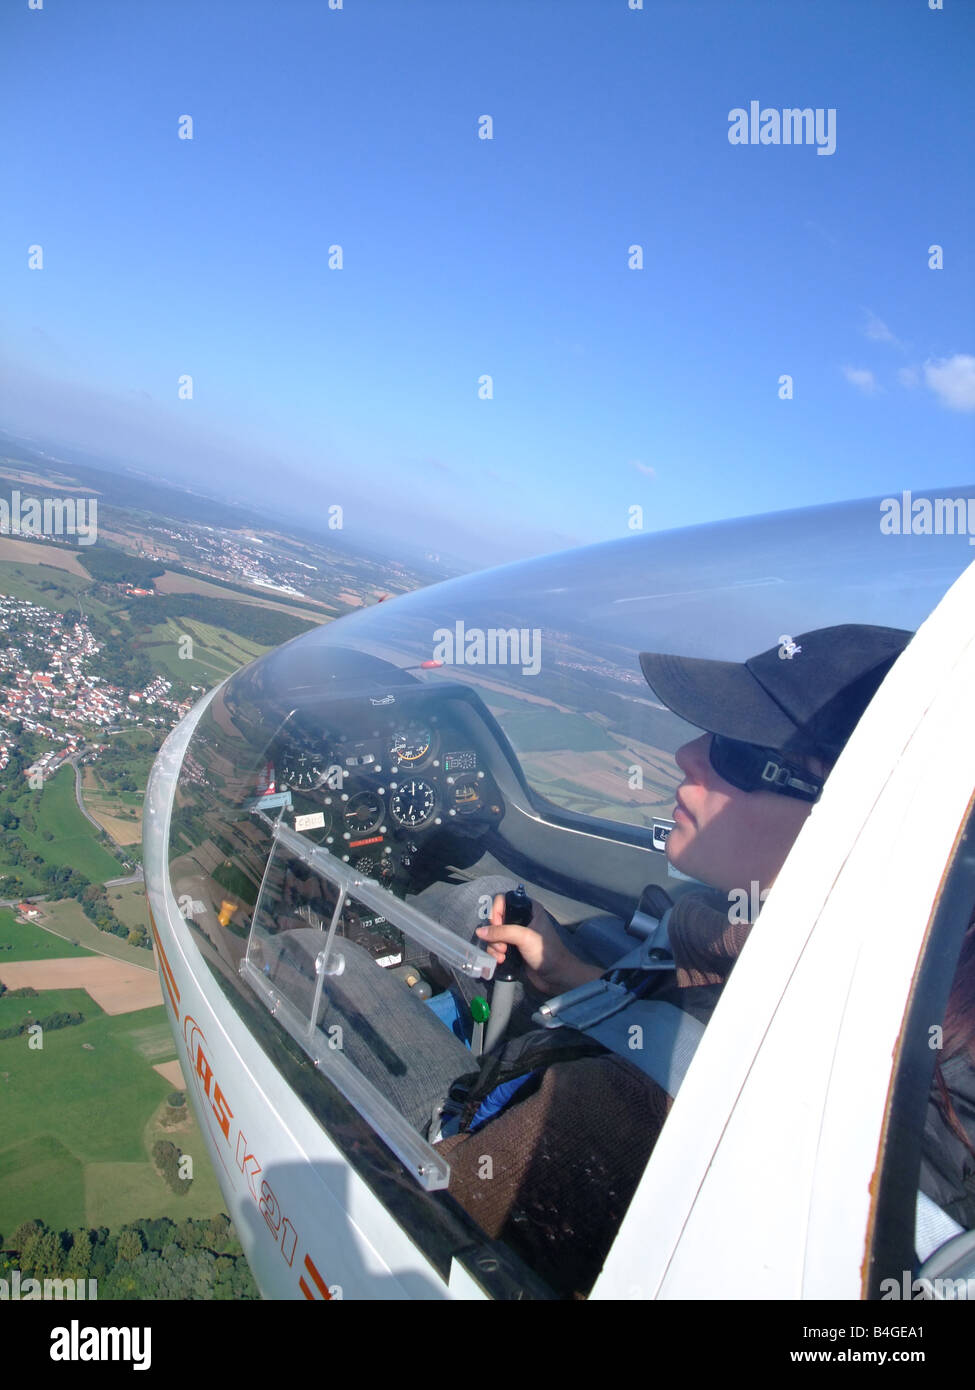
241,821,495,1191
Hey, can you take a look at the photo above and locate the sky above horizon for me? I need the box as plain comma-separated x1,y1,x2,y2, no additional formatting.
2,0,973,566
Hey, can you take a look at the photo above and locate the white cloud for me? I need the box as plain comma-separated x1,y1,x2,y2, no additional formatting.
631,461,656,477
897,366,920,388
862,310,900,347
923,354,975,412
842,366,882,395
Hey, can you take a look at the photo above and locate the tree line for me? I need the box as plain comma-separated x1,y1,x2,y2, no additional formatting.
0,1214,259,1300
127,591,316,648
76,548,166,587
152,1140,193,1196
0,1008,85,1042
0,839,148,948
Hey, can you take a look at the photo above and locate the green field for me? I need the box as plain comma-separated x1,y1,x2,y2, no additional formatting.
143,616,269,683
86,751,155,799
0,999,169,1165
0,560,119,627
40,898,152,966
0,866,47,896
484,688,542,713
0,560,90,610
81,766,146,849
86,1096,226,1228
106,882,151,936
0,900,226,1238
0,996,224,1234
111,789,144,808
92,728,158,794
17,766,124,883
502,709,617,753
0,909,93,961
0,1136,87,1236
0,985,91,1031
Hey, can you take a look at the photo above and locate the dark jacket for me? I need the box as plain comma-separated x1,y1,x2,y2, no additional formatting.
439,890,746,1296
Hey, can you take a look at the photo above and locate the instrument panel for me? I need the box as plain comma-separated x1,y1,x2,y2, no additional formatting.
270,697,505,898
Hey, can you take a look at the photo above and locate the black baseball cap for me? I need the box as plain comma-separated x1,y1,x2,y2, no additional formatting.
639,624,913,762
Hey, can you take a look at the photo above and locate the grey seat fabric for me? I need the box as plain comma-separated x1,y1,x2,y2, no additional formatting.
407,874,613,1032
408,874,523,1012
266,875,635,1134
586,1000,705,1095
266,928,474,1134
408,874,517,948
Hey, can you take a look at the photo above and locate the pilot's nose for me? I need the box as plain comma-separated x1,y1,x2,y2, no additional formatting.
675,733,710,780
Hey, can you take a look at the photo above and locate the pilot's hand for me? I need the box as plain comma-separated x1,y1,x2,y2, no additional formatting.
475,894,602,997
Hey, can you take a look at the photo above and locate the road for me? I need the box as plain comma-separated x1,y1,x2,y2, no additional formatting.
68,752,144,881
0,896,152,966
71,754,105,833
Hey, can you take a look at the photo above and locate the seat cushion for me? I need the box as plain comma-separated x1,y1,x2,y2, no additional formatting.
266,928,475,1133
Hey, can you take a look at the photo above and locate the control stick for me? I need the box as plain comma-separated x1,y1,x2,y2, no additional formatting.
482,884,531,1053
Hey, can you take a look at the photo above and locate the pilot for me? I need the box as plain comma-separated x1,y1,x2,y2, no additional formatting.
473,624,911,996
436,623,914,1296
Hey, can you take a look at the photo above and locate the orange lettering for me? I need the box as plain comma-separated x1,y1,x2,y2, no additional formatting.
195,1043,213,1098
212,1082,233,1141
259,1180,281,1237
236,1130,262,1199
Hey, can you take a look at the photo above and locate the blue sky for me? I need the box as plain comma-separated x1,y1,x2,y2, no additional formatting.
2,0,973,564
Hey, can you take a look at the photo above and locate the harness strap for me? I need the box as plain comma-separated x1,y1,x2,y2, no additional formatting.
586,1000,705,1095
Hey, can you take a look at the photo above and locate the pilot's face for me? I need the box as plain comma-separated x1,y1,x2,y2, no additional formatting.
667,733,817,897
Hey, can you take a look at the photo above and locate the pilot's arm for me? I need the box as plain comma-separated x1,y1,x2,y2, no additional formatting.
475,894,603,997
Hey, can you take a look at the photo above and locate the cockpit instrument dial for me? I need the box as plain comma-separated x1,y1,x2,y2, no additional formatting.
390,724,435,765
343,792,384,836
389,779,437,829
451,773,481,812
280,750,325,791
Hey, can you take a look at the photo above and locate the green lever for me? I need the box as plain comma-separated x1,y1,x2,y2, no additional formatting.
470,995,490,1057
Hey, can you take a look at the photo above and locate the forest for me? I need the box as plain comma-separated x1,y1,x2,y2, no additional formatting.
0,1213,259,1300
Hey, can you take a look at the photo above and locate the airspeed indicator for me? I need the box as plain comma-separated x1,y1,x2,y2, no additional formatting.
390,724,434,764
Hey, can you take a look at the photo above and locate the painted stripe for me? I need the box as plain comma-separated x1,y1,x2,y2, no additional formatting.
303,1253,332,1299
148,905,180,1003
148,906,181,1018
298,1275,314,1300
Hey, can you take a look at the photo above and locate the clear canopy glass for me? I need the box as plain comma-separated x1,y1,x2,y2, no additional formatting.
163,488,975,1294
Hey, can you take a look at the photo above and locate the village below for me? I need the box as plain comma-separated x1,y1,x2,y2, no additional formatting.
0,451,440,1300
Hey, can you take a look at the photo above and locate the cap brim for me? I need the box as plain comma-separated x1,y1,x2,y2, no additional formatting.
639,651,800,749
